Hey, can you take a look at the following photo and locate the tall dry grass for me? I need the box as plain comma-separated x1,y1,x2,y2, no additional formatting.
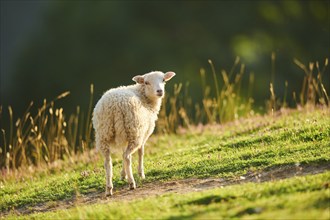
294,58,329,107
0,57,329,171
0,85,94,172
157,57,255,133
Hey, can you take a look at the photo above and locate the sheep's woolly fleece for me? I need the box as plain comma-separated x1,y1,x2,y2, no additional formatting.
92,71,175,153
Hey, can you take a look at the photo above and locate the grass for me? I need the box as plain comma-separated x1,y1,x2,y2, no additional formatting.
0,57,329,219
1,108,329,218
0,86,94,170
10,171,330,219
0,57,328,170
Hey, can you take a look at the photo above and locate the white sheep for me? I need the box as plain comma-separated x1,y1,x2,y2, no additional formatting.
92,71,176,196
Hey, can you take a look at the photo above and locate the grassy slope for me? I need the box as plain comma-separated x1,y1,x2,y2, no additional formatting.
1,109,330,218
18,172,330,219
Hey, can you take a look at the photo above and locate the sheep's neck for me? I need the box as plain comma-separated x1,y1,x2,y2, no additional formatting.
137,85,162,114
146,98,162,114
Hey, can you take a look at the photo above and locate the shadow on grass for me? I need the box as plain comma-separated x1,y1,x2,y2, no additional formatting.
146,158,272,181
184,195,236,206
219,135,273,150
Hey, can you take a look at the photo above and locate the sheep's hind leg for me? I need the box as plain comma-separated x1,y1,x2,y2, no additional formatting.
104,150,113,196
120,154,127,180
138,146,145,179
123,145,137,190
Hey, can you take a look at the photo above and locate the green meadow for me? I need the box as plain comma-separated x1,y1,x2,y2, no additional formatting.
1,108,329,219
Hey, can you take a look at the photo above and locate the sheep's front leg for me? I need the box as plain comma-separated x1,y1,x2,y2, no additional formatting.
123,146,136,190
138,146,145,179
104,150,113,196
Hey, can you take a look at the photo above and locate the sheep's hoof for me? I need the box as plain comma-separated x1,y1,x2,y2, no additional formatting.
105,187,113,197
129,182,136,190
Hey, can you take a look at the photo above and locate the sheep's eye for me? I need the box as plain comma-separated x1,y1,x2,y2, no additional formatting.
162,78,166,84
145,81,150,85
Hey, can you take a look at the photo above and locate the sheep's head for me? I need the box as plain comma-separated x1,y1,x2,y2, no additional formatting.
132,71,176,100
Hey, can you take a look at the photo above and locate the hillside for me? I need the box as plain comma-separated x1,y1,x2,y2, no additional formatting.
1,108,329,219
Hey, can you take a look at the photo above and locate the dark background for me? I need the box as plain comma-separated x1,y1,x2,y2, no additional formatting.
1,0,329,117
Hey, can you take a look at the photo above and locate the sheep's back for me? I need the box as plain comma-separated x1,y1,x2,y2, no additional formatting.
93,87,155,147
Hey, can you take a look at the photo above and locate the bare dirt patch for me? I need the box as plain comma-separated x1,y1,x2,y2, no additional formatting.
8,163,330,216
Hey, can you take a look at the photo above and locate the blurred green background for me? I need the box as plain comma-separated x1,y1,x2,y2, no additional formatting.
1,0,329,116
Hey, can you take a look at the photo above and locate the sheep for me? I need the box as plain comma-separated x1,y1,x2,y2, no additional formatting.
92,71,176,196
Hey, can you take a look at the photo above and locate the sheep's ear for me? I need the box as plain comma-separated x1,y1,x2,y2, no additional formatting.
164,71,176,81
132,75,144,84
